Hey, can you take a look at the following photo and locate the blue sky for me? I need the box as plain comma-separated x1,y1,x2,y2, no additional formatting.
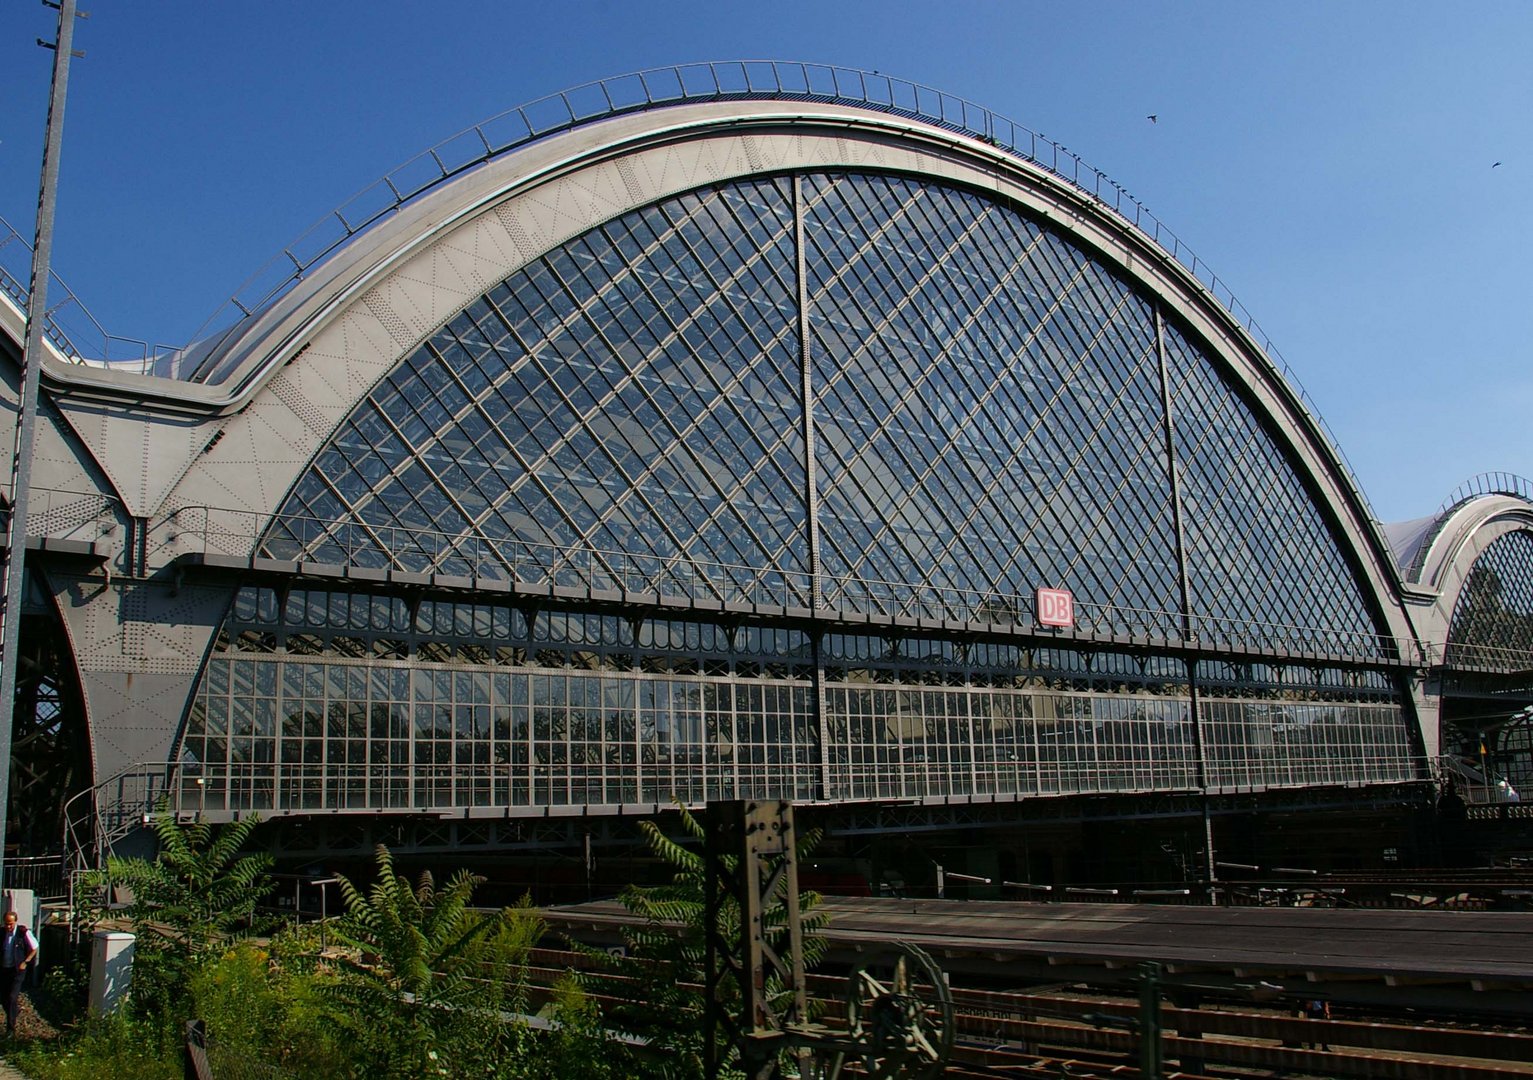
2,1,1529,523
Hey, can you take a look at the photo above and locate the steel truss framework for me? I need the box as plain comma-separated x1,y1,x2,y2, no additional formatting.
168,168,1420,820
8,600,87,853
0,82,1459,853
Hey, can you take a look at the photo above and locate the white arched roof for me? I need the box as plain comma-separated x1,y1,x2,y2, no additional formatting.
8,98,1413,657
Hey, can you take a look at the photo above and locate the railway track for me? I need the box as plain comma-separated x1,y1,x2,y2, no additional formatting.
524,946,1533,1078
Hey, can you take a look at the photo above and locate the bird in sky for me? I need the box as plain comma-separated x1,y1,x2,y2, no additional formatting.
1147,114,1158,124
1492,161,1502,168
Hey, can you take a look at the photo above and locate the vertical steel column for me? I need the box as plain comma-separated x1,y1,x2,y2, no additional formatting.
1153,309,1195,702
1153,308,1217,898
794,178,822,603
1137,961,1165,1080
794,175,834,802
704,799,807,1080
0,0,81,887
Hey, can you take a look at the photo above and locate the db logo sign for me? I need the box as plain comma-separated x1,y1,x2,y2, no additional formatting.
1036,587,1074,630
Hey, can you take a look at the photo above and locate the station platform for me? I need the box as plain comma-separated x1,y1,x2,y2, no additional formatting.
545,896,1533,1017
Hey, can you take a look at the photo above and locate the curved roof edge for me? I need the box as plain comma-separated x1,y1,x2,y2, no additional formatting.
178,61,1296,380
1398,485,1533,659
106,98,1409,658
11,78,1416,651
1399,474,1533,586
17,64,1374,515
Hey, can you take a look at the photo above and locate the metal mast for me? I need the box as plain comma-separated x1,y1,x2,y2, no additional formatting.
0,0,83,885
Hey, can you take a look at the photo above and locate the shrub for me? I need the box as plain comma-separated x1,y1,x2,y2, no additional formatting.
30,949,90,1029
321,844,543,1078
86,812,275,1014
576,805,826,1079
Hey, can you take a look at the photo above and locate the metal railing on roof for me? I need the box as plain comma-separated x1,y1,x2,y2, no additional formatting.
1437,472,1533,517
169,62,1388,537
0,215,165,370
1435,639,1533,675
1402,472,1533,582
5,62,1387,546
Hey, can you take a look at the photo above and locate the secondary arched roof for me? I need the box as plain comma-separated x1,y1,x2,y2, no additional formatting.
1399,476,1533,665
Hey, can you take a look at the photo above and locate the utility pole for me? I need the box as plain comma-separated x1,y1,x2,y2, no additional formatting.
0,0,84,887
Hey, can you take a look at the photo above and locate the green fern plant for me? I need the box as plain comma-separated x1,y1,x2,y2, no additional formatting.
322,844,540,1078
578,805,827,1079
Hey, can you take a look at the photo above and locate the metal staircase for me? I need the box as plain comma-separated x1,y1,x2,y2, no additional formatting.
63,761,178,912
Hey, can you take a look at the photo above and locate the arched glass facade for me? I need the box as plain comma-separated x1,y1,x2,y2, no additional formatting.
177,169,1417,813
1446,530,1533,666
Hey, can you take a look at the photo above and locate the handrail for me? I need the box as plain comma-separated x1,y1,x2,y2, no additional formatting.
0,215,166,370
69,742,1419,823
1436,639,1533,674
1434,754,1523,806
185,63,1388,543
1437,472,1533,518
1403,472,1533,583
37,479,1529,673
63,758,178,876
0,480,121,539
176,65,1381,526
0,62,1386,550
167,501,1420,665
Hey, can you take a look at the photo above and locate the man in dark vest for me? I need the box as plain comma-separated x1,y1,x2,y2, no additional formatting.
0,911,38,1037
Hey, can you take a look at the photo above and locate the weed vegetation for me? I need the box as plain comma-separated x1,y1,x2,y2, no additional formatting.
11,808,821,1079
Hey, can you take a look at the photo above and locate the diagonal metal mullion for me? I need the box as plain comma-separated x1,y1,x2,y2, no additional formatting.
827,194,1079,505
414,342,622,576
805,187,1009,555
540,189,801,537
304,436,430,572
548,196,808,579
815,179,1079,597
1171,369,1278,621
283,466,409,573
609,257,808,571
471,187,779,520
858,226,1056,589
364,395,524,577
473,225,757,562
473,329,699,573
865,252,1116,579
623,188,817,583
806,180,972,408
1097,492,1180,615
1057,458,1175,615
799,177,960,398
423,348,565,579
1171,370,1281,594
322,382,483,555
995,285,1140,560
876,201,1078,580
1056,359,1177,575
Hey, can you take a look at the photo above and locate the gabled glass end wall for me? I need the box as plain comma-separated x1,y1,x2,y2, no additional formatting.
178,168,1420,817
